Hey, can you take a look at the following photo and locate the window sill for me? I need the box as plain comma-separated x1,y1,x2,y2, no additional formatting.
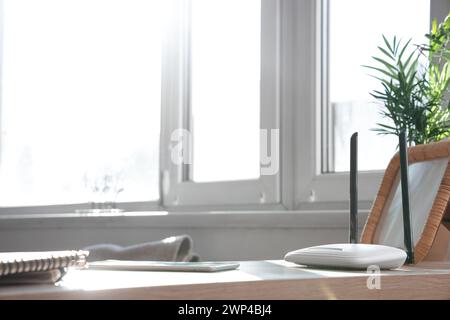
0,210,369,230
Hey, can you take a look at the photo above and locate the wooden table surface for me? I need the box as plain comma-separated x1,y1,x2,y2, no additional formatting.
0,260,449,299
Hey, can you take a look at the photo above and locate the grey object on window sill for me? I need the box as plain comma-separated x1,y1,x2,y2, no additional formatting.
84,235,199,262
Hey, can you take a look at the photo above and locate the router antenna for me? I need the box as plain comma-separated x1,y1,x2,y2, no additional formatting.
399,130,414,264
349,132,358,244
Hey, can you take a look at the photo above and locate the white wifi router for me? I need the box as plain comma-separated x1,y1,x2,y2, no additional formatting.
284,133,409,270
284,243,407,270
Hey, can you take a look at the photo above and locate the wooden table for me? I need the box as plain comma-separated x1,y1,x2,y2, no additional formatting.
0,260,449,299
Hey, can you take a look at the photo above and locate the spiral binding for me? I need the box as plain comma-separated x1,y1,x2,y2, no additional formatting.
0,250,88,277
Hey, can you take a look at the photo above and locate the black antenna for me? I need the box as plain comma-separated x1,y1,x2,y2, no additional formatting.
399,130,414,264
349,132,358,244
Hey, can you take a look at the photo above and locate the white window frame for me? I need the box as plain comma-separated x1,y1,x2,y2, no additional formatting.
159,0,285,211
294,0,450,211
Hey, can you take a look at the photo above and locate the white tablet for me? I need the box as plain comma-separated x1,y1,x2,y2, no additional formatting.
88,260,240,272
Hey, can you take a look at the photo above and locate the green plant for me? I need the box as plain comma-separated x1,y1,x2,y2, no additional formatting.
365,14,450,146
421,14,450,112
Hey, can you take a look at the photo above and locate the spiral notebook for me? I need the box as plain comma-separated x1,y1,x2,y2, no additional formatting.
0,250,89,284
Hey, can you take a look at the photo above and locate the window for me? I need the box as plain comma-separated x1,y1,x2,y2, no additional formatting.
0,0,281,211
0,0,163,206
3,0,444,213
160,0,280,208
324,0,431,172
294,0,448,209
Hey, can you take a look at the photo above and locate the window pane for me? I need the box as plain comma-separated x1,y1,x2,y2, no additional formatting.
328,0,430,172
0,0,163,206
191,0,261,182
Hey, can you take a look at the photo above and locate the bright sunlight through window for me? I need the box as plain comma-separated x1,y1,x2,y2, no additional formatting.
191,0,261,182
0,0,163,206
328,0,430,172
